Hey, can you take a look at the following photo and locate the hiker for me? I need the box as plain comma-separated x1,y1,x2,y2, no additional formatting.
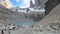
1,30,4,34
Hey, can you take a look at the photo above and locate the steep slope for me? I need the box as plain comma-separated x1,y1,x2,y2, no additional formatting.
36,3,60,28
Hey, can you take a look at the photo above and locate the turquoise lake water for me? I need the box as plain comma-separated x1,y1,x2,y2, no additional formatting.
14,21,36,26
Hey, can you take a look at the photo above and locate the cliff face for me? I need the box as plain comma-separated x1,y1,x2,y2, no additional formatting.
29,0,48,9
30,0,34,8
45,0,60,15
1,0,13,8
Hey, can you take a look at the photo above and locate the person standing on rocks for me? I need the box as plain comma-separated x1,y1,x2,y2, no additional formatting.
1,30,4,34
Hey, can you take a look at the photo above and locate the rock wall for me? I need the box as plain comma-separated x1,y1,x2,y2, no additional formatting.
45,0,60,15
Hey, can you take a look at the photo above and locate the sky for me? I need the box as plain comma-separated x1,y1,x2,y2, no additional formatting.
10,0,35,8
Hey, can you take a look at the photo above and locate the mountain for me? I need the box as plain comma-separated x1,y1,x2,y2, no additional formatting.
1,0,14,8
30,0,35,8
29,0,48,9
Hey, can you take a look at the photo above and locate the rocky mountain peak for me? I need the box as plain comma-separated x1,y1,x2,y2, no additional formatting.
1,0,14,8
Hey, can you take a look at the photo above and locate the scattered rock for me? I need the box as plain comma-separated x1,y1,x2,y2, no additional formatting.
40,29,43,32
49,23,60,31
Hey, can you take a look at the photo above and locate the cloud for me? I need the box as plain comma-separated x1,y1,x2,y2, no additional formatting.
21,0,35,8
19,0,30,8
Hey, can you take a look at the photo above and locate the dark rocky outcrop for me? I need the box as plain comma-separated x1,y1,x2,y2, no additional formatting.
45,0,60,15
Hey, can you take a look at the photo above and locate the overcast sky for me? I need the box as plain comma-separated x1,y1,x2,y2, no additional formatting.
10,0,35,8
